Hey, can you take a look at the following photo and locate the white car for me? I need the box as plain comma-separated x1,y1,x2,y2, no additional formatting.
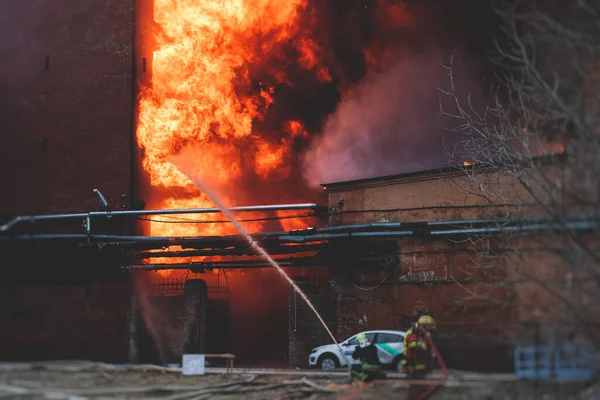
308,330,406,371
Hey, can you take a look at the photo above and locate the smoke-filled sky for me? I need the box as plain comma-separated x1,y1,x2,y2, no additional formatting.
299,0,495,185
302,50,473,185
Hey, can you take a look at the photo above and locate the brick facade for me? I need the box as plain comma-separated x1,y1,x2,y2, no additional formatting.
288,278,331,367
0,280,130,362
319,167,566,371
0,0,134,216
0,0,135,361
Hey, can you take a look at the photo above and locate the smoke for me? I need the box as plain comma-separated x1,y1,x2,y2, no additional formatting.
302,48,477,186
301,0,494,186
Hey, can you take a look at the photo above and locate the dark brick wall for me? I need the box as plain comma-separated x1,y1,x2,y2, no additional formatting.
0,0,134,216
0,280,130,362
0,0,135,362
331,293,365,342
288,278,331,368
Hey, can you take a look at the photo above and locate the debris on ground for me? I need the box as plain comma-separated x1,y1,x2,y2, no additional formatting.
0,363,349,399
0,362,593,399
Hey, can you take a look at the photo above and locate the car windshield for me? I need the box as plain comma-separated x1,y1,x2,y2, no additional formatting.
345,332,375,346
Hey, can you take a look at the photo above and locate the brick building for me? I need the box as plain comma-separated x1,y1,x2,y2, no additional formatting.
0,0,136,361
288,161,592,372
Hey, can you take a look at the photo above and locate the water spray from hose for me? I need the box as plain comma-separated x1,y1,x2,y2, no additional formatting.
175,163,340,350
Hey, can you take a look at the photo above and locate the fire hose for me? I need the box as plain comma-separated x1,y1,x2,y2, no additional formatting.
342,329,448,400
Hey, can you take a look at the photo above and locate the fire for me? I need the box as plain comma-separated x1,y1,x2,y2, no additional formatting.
138,0,307,191
462,161,473,166
136,0,328,274
295,38,331,82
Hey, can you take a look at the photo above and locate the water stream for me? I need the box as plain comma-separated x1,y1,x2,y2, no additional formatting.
176,164,340,349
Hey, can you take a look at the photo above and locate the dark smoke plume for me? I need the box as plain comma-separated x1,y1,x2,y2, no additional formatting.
302,0,494,186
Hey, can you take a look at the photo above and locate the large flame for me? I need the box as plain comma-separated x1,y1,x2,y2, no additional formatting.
136,0,329,274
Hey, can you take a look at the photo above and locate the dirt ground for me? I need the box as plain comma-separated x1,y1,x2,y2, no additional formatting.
0,369,447,400
0,362,461,400
0,363,593,400
0,366,356,399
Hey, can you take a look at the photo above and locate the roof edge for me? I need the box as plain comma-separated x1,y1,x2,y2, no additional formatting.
320,164,491,190
320,153,566,191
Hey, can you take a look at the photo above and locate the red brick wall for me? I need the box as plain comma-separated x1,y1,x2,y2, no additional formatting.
288,279,331,367
0,0,134,216
0,0,135,362
0,281,130,362
325,166,561,225
323,169,537,371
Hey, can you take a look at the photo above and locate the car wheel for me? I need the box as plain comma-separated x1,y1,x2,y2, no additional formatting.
318,354,339,370
393,356,404,373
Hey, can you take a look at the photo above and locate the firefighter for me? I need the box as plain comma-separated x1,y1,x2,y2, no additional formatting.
402,315,436,379
350,332,381,383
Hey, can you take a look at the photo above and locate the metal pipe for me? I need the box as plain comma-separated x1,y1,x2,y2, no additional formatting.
122,256,385,271
123,260,300,270
0,203,322,232
3,216,596,244
5,219,595,244
352,231,414,237
427,218,492,226
430,220,598,235
1,230,287,243
85,214,91,242
292,222,402,234
0,234,90,241
427,212,600,227
280,231,414,243
135,244,326,258
280,233,348,242
93,189,109,209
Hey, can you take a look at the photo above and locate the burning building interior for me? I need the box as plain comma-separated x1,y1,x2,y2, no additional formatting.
1,0,598,384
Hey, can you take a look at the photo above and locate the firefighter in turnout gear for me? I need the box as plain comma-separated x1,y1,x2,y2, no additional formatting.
402,315,436,378
350,332,381,383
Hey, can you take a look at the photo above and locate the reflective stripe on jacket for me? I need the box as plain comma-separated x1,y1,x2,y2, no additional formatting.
402,324,430,373
361,363,381,372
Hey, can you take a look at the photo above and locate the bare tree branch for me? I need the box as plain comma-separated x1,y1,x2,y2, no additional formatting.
437,0,600,344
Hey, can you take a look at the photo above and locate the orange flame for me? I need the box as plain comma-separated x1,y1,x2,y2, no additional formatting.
136,0,325,274
462,161,473,166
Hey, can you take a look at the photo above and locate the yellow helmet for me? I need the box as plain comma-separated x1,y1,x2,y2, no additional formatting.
417,315,436,331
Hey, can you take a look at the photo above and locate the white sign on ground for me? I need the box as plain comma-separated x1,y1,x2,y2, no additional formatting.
182,354,205,375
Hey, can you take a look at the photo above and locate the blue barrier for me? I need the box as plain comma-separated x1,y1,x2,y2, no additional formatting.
514,346,553,380
514,346,597,381
555,345,597,380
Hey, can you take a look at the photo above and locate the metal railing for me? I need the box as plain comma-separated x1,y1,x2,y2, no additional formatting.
151,275,230,300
